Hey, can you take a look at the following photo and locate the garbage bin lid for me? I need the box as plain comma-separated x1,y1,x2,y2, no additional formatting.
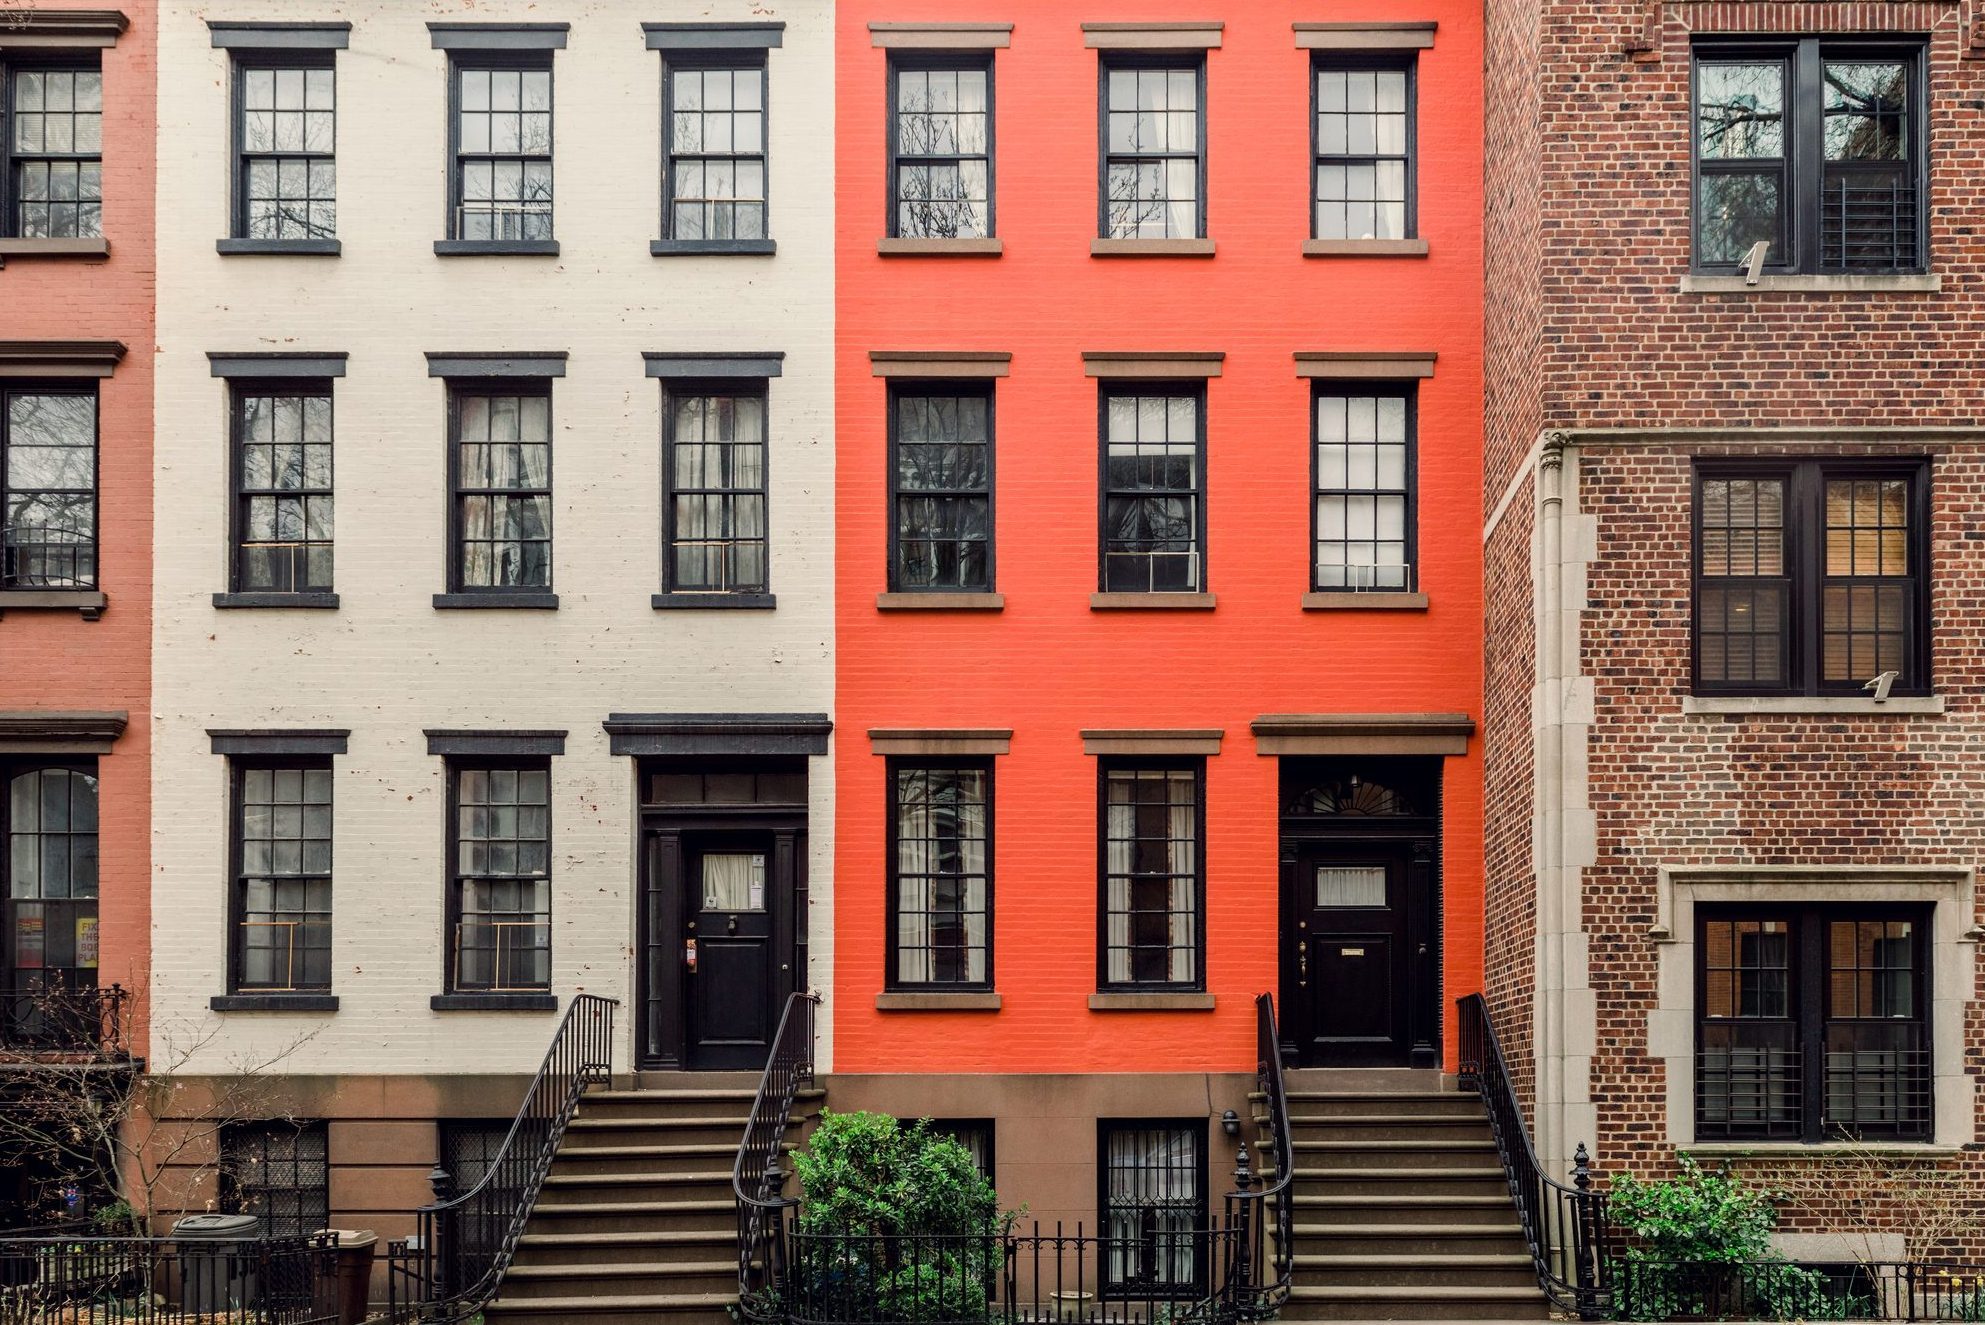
173,1213,263,1237
314,1228,378,1249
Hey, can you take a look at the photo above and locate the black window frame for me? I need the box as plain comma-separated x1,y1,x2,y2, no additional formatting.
229,50,337,243
662,380,771,597
885,758,995,994
229,382,335,596
1,382,100,591
1691,458,1930,698
1695,902,1932,1144
887,381,996,594
1311,381,1417,593
228,757,334,995
1310,53,1417,242
444,51,555,244
443,757,553,994
220,1121,330,1238
1096,758,1206,994
445,382,555,596
887,51,996,241
1690,38,1927,275
1097,53,1206,241
0,55,105,241
1098,383,1207,594
659,48,770,247
1097,1118,1208,1299
0,758,100,1044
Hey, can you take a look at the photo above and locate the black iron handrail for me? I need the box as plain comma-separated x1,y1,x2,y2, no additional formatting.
1457,992,1609,1319
395,993,614,1322
734,990,819,1320
0,982,132,1061
1219,993,1295,1321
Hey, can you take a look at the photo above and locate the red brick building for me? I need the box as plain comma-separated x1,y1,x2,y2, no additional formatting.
0,1,154,1225
1484,0,1985,1259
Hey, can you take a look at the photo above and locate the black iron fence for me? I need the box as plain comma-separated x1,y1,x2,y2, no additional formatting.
386,993,614,1323
1609,1259,1985,1322
0,1234,335,1325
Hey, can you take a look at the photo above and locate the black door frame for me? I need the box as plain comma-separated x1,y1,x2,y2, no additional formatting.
1276,758,1442,1069
639,807,804,1071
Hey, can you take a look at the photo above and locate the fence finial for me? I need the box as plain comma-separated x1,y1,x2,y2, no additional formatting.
1572,1143,1592,1192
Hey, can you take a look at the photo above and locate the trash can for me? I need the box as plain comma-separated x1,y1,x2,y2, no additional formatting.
314,1229,378,1325
173,1213,262,1314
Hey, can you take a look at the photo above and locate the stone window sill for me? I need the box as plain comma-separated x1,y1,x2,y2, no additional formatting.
213,591,340,610
1091,238,1215,258
211,993,339,1013
652,592,776,610
0,590,106,620
1302,238,1428,258
431,993,558,1012
1679,273,1940,295
1303,591,1427,611
1088,992,1216,1011
434,240,561,258
651,238,776,256
0,237,110,265
877,592,1004,611
434,591,560,610
1091,592,1216,611
1682,1141,1962,1159
874,991,1002,1011
1682,695,1945,716
878,237,1004,257
217,238,341,256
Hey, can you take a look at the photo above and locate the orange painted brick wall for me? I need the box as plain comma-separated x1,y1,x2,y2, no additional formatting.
0,1,156,1044
833,2,1484,1073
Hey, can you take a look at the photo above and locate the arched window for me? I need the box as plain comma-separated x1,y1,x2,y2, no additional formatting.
1286,772,1421,818
4,764,100,1046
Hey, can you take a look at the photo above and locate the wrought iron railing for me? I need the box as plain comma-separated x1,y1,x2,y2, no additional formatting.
1457,993,1610,1319
386,993,613,1322
735,990,820,1320
1220,993,1295,1321
0,981,131,1060
0,1233,335,1325
1609,1258,1985,1322
1820,171,1920,273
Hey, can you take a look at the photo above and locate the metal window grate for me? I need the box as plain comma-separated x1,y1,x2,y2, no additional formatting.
892,765,991,987
221,1122,329,1239
1102,767,1200,988
1820,173,1917,271
439,1119,513,1193
1101,1123,1204,1296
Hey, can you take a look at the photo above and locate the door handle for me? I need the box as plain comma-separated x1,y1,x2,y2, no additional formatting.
1297,940,1307,988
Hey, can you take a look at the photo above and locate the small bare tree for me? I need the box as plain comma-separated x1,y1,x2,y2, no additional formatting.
0,3,33,33
0,995,321,1237
1772,1138,1985,1263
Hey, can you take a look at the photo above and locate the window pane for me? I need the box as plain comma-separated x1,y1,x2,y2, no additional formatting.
1698,62,1785,159
1102,767,1199,987
893,766,991,987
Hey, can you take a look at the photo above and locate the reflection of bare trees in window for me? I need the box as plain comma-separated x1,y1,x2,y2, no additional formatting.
235,393,334,593
893,66,989,239
1821,61,1913,270
1102,65,1200,240
240,65,336,240
668,66,766,241
11,67,104,239
2,391,97,589
455,67,553,241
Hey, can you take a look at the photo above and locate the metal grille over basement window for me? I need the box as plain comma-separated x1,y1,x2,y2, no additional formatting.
221,1122,329,1238
1100,1122,1205,1296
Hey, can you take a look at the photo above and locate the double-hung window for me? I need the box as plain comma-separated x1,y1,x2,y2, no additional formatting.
1099,762,1203,991
2,387,98,590
232,389,333,595
449,59,553,243
663,56,767,244
891,385,993,593
890,57,992,239
1313,387,1414,591
1099,1121,1206,1297
1693,40,1924,273
446,762,552,993
1100,387,1203,593
1100,58,1204,240
233,58,335,242
448,387,553,595
1,761,98,1048
887,762,992,991
3,61,102,240
231,762,332,994
1693,460,1928,695
1313,58,1413,241
665,387,769,596
1697,905,1930,1143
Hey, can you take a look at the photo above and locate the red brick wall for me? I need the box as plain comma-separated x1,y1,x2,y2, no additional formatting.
0,1,155,1042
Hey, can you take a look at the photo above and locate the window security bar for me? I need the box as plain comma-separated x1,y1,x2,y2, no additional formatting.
1315,561,1415,592
238,919,306,993
1820,175,1918,272
3,527,95,589
671,538,768,593
454,918,551,993
1102,549,1201,594
456,202,551,243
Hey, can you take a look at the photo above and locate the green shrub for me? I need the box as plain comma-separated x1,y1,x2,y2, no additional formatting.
1607,1156,1781,1264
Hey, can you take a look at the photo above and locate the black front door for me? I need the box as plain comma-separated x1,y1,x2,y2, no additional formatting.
1288,846,1415,1065
682,834,778,1070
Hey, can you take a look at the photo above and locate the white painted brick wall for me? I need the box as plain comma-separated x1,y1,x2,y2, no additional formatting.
151,0,836,1077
